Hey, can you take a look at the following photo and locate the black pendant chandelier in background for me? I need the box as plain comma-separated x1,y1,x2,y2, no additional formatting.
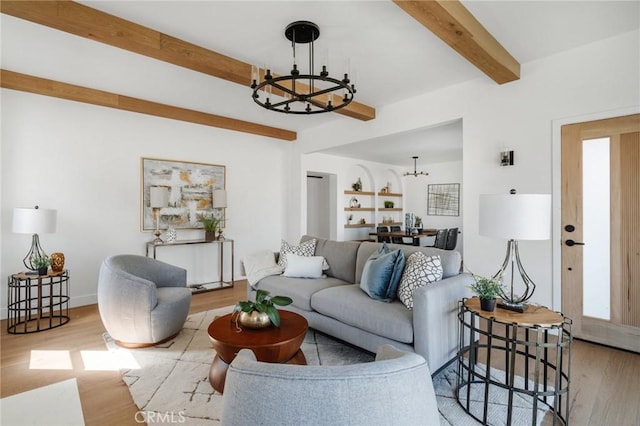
250,21,356,114
404,156,429,177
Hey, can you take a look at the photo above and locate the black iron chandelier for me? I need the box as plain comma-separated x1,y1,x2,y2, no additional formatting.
403,156,429,177
250,21,356,114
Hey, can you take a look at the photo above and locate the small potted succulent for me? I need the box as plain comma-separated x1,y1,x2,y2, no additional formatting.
469,274,504,312
32,254,50,275
233,290,293,328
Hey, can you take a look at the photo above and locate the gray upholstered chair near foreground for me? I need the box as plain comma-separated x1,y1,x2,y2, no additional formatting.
220,344,440,426
97,254,191,347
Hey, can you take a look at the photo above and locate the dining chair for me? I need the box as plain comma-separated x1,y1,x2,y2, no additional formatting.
445,228,459,250
425,229,448,249
389,225,406,244
376,226,390,243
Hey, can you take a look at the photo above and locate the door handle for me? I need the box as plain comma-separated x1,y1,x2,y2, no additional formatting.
565,239,585,246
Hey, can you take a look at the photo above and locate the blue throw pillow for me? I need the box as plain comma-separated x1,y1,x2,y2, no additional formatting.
360,245,405,302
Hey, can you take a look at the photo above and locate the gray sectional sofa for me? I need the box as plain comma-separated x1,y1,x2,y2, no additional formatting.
247,235,474,374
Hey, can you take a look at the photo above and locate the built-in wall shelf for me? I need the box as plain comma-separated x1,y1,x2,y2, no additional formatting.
378,222,402,226
378,208,402,212
378,192,403,197
344,223,375,229
344,207,375,212
345,190,375,196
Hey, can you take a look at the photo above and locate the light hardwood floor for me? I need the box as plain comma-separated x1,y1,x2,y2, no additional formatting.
2,282,639,425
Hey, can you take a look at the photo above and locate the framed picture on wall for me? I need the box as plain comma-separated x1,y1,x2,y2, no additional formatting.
141,157,226,231
427,183,460,216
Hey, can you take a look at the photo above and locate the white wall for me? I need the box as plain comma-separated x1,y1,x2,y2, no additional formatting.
404,160,463,251
0,90,291,318
297,30,640,310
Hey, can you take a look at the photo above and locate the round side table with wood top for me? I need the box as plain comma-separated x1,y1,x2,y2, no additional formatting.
456,297,572,425
207,310,308,393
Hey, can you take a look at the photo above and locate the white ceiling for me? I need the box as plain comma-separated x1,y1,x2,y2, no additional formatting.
3,1,639,167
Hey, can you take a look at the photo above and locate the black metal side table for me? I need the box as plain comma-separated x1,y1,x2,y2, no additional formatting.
7,270,70,334
456,297,572,425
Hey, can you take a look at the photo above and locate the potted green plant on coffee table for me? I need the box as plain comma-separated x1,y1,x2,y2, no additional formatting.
232,290,293,328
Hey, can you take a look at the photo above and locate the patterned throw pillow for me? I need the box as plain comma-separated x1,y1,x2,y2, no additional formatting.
278,238,317,270
397,252,443,309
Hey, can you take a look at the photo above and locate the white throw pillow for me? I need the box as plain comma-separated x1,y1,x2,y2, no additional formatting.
283,254,324,278
397,252,443,309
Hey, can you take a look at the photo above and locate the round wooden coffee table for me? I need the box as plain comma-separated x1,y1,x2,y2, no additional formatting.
207,310,308,393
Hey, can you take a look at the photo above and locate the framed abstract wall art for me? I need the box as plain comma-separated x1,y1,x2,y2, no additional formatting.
141,158,226,231
427,183,460,216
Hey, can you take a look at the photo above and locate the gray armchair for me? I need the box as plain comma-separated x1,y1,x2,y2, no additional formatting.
220,344,440,426
97,254,191,347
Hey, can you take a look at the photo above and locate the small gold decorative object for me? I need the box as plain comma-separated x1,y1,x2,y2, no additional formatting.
51,252,65,272
237,311,271,329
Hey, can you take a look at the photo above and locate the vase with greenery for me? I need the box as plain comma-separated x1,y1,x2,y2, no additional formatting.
32,254,50,275
469,274,504,312
232,289,293,328
197,213,221,241
351,177,362,192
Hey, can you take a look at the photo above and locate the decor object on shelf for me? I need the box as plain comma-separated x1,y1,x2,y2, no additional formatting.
232,289,293,328
165,226,177,243
403,156,428,177
352,177,362,192
50,252,65,272
359,218,366,224
479,189,551,312
414,216,422,228
150,186,169,244
384,201,394,208
427,183,460,216
468,274,504,312
12,206,57,273
141,158,226,231
347,214,353,224
197,213,221,241
349,196,359,208
500,150,514,166
250,21,355,114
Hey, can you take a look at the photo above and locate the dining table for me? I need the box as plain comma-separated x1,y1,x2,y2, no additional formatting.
369,228,437,246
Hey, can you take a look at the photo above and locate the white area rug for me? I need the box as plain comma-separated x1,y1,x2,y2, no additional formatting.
104,306,549,425
0,378,85,426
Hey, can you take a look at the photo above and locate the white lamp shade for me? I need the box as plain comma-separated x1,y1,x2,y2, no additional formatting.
150,186,169,208
12,207,57,234
479,193,551,240
212,189,227,208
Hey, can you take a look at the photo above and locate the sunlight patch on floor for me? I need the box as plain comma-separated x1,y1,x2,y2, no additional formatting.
81,349,140,371
29,350,72,370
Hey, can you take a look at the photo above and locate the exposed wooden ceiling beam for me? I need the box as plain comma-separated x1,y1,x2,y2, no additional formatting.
0,1,376,121
393,0,520,84
0,69,297,141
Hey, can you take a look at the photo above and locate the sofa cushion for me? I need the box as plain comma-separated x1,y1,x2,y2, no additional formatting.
311,285,413,344
256,275,350,312
301,235,361,283
278,238,317,270
356,242,460,282
359,244,405,302
397,252,443,309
